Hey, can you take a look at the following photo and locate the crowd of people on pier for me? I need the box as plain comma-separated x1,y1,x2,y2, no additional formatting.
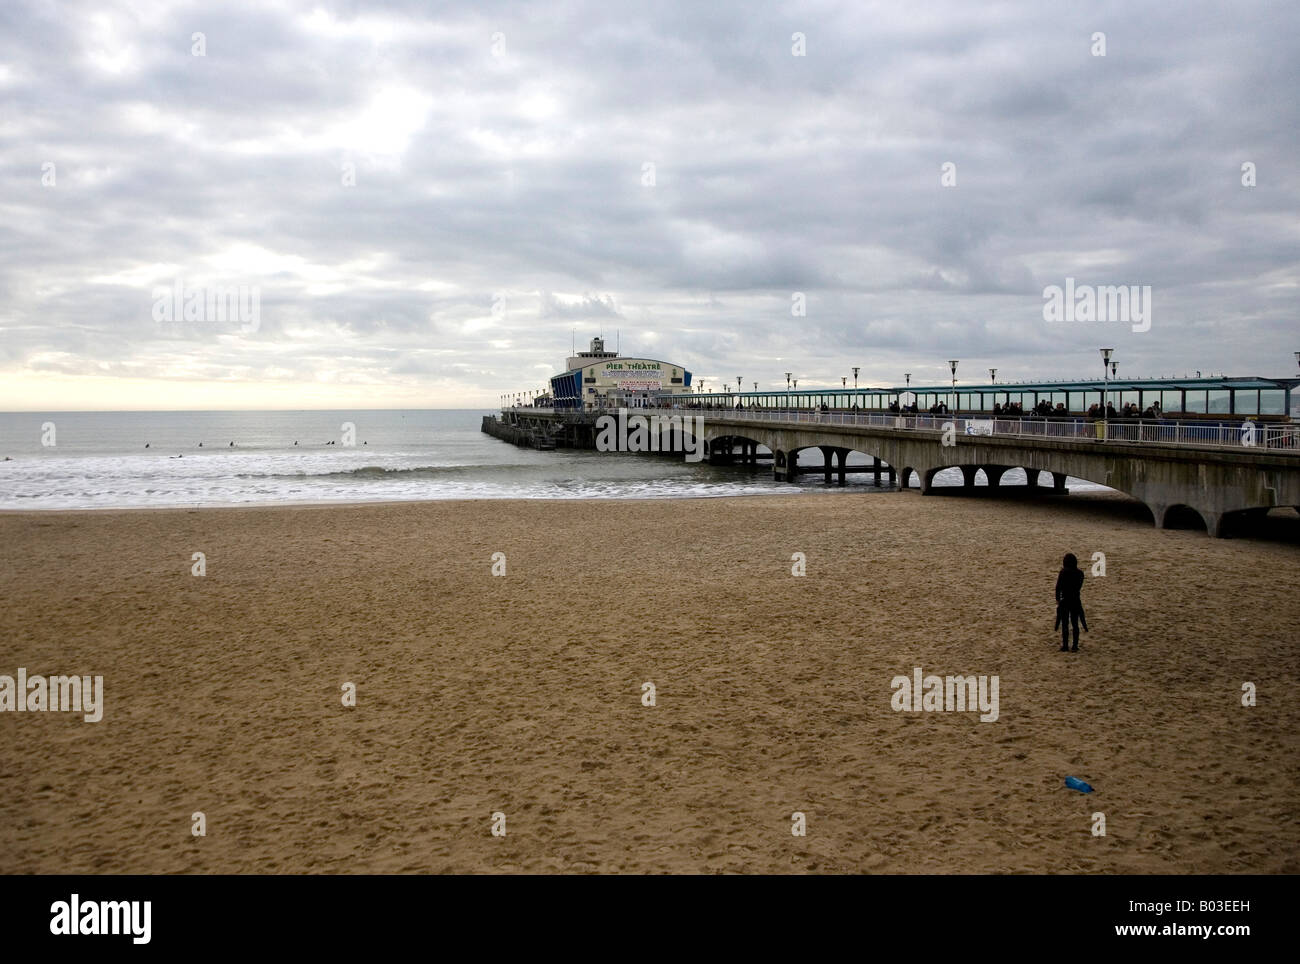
581,396,1180,420
1083,400,1164,420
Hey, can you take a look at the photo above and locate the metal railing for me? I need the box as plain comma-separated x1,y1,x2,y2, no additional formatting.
499,405,1299,452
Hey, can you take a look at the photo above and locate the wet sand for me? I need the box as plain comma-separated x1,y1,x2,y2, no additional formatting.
1,491,1297,874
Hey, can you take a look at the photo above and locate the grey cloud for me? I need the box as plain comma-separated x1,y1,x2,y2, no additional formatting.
1,0,1297,403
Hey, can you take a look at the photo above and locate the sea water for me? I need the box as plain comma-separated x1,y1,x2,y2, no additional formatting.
0,409,1109,510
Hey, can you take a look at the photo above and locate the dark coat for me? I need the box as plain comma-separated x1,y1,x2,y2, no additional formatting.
1054,567,1088,631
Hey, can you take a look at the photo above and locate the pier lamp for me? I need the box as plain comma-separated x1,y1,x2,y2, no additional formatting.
852,366,859,389
989,368,997,384
737,377,743,395
905,373,911,388
1294,350,1299,371
1100,348,1114,416
949,360,959,413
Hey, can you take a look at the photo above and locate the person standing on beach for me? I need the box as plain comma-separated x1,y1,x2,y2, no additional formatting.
1054,553,1087,652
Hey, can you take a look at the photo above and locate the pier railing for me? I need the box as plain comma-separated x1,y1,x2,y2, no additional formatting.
502,406,1300,452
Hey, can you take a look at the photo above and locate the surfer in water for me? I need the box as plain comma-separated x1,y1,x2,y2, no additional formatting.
1054,553,1087,652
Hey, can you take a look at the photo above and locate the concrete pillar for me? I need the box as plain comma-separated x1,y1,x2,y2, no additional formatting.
873,456,881,486
887,465,896,486
1148,502,1169,529
835,448,847,486
1051,471,1068,494
1203,510,1225,538
984,465,1006,488
920,468,937,495
1024,468,1039,488
960,465,979,487
788,449,800,484
820,446,834,484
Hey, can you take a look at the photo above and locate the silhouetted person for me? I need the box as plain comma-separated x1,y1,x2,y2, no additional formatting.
1054,553,1087,651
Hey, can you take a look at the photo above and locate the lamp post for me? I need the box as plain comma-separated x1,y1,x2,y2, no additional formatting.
1100,348,1114,417
852,366,860,389
1295,351,1299,371
949,360,959,414
989,368,996,384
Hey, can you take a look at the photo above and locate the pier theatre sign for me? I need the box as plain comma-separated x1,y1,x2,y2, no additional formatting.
599,361,664,392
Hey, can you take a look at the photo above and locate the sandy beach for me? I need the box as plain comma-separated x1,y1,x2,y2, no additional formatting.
1,490,1297,874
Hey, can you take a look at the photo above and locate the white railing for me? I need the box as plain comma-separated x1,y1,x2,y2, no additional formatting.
498,405,1300,452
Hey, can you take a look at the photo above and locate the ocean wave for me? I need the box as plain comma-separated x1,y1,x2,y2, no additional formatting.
236,463,496,481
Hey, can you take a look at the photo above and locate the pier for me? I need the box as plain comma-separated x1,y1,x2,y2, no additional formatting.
484,373,1300,537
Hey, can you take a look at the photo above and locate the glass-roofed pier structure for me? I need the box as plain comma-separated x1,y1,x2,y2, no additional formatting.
659,375,1299,419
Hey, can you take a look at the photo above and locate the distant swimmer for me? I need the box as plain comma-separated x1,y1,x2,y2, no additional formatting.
1054,553,1088,652
199,442,203,447
294,441,298,446
229,441,235,447
145,443,150,448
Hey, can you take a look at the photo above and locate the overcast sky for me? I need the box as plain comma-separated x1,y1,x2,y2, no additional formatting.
2,0,1297,409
